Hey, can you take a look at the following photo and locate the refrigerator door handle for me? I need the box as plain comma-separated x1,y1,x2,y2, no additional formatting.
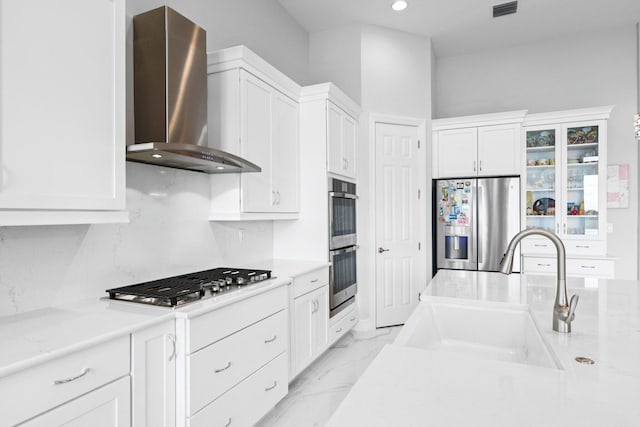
477,183,484,265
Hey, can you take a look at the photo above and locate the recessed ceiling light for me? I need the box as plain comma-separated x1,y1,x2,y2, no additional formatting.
391,0,408,11
151,153,162,158
216,166,225,170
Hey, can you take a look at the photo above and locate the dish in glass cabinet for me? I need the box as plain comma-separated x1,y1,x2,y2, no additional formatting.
567,127,597,145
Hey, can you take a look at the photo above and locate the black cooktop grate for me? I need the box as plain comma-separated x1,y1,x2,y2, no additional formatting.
106,267,272,307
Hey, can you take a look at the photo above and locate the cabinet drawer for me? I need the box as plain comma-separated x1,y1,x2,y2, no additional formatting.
567,258,614,278
0,335,129,426
522,256,556,274
565,240,606,256
329,307,358,345
187,310,287,416
188,285,287,353
188,352,288,427
293,267,329,298
521,238,555,255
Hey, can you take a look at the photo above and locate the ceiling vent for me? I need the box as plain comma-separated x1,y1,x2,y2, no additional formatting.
493,1,518,18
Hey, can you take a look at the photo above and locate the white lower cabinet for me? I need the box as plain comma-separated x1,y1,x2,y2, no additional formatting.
132,321,176,427
180,285,289,426
188,353,288,427
0,336,130,426
291,274,329,379
21,376,130,427
522,255,614,278
328,304,358,347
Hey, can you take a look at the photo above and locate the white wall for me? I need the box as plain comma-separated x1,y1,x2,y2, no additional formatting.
435,26,638,280
309,26,362,104
0,0,308,316
128,0,310,84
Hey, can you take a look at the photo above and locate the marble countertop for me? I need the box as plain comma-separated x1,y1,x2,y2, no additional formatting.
0,258,328,378
328,269,640,426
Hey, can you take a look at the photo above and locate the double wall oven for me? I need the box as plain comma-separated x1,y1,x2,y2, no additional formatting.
329,178,358,317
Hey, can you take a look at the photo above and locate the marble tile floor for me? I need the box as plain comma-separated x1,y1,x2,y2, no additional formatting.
256,326,401,427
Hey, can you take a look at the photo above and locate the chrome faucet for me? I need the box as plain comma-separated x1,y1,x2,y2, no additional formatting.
499,228,579,333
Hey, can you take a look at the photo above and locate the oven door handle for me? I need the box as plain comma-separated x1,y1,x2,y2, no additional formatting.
329,192,357,200
330,245,359,256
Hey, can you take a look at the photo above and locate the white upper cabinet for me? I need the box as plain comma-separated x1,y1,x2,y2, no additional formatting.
0,0,127,225
432,111,527,178
207,46,300,220
327,101,357,179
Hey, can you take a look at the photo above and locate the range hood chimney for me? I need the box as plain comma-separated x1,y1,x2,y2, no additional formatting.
127,6,260,174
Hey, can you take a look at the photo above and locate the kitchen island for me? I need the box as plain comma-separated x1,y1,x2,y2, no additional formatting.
327,269,640,426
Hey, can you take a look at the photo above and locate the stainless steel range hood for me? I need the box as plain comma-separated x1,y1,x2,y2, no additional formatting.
127,6,260,174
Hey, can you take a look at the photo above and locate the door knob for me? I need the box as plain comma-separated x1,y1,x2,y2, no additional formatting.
378,247,389,254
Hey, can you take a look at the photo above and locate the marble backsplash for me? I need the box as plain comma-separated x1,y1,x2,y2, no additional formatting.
0,163,274,315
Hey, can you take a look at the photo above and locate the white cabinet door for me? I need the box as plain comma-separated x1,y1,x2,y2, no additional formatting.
342,113,357,178
327,102,357,179
22,376,130,427
272,92,299,212
313,286,329,354
477,124,520,176
241,71,274,213
132,321,176,427
0,0,125,213
434,128,478,178
292,290,315,374
292,285,329,377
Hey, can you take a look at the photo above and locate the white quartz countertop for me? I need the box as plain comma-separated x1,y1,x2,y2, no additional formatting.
328,269,640,426
0,259,328,378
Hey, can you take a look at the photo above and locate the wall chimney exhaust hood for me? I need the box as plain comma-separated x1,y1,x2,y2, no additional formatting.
127,6,260,174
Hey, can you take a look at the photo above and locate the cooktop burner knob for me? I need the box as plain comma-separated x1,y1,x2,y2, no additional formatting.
237,277,245,285
225,277,233,286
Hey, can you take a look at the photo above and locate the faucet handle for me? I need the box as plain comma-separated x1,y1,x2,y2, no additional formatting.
567,294,579,323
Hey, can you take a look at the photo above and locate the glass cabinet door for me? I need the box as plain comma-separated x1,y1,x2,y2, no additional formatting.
525,128,559,233
563,124,600,237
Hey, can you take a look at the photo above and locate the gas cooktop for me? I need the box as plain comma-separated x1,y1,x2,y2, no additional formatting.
105,267,272,307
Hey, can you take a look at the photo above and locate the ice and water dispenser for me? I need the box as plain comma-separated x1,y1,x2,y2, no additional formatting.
444,227,468,260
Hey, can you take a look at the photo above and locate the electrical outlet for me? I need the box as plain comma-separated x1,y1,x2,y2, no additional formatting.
238,228,245,241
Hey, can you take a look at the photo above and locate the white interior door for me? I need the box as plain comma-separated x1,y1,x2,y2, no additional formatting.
375,122,421,327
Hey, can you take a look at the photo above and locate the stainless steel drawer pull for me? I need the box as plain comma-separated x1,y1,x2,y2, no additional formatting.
349,317,356,322
576,245,590,248
537,263,551,267
534,244,547,247
265,380,278,392
215,362,232,373
310,278,319,283
264,335,277,344
225,417,232,427
581,265,596,269
53,368,90,385
336,327,343,333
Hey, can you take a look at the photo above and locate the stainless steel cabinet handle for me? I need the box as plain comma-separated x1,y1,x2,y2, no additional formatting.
576,245,590,248
336,327,343,333
168,334,176,362
215,362,232,373
345,158,349,170
581,265,596,269
473,160,477,172
479,160,482,171
53,368,90,385
265,380,278,391
224,418,232,427
310,278,318,283
349,316,356,322
264,335,277,344
272,191,276,205
378,247,389,254
563,223,567,234
276,191,281,205
537,263,551,267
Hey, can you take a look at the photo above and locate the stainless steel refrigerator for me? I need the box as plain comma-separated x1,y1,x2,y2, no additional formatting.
435,177,520,272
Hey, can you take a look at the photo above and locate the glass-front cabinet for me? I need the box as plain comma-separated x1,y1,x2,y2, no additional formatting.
523,107,610,255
